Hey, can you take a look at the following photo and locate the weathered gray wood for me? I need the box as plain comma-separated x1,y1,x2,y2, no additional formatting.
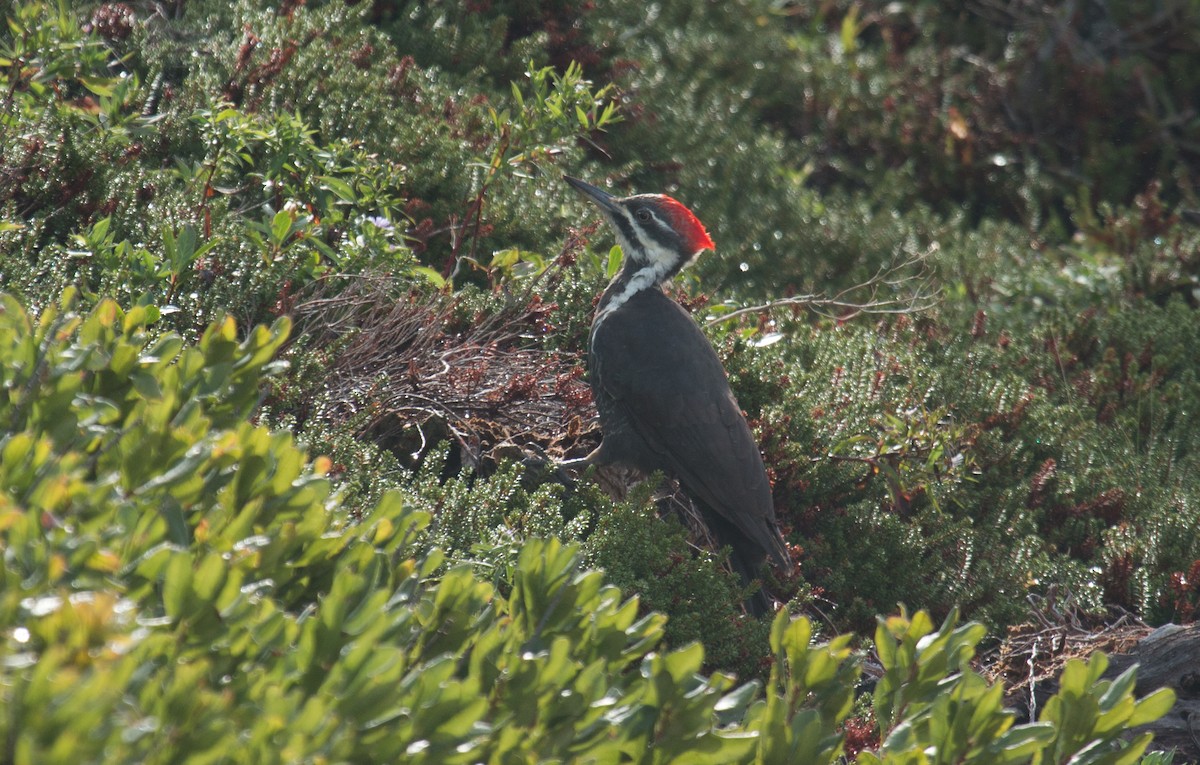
1101,623,1200,762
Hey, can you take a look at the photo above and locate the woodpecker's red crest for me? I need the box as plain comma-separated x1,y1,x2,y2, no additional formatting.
644,194,715,255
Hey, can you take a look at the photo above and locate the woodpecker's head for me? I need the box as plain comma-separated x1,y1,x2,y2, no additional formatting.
565,175,714,281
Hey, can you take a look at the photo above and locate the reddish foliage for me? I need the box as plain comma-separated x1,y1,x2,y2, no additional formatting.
350,43,374,69
525,295,557,335
271,279,297,317
971,309,987,340
117,142,143,166
233,30,260,73
409,218,434,254
982,390,1033,433
667,286,709,313
91,3,135,42
280,0,306,20
841,713,879,759
1027,458,1056,509
501,371,540,402
1075,488,1127,526
1166,560,1200,623
554,368,591,407
247,44,298,88
388,56,421,100
223,29,298,110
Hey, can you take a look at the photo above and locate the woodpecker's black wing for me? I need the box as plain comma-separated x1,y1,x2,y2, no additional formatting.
590,289,792,573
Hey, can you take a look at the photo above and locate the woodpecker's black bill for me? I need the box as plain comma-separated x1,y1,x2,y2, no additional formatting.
563,175,620,215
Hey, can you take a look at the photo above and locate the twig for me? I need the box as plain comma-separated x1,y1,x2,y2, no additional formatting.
293,276,597,470
704,249,939,327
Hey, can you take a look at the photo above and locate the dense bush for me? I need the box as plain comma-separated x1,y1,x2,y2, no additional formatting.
2,0,1198,757
719,285,1200,632
0,292,1175,762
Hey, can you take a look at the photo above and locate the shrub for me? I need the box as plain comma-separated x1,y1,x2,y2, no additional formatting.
0,290,702,762
4,0,1200,726
0,286,1175,763
0,0,615,331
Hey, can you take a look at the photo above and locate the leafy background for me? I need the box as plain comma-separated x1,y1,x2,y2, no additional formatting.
1,0,1197,761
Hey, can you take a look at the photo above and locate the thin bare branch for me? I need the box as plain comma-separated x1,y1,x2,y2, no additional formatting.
705,247,940,328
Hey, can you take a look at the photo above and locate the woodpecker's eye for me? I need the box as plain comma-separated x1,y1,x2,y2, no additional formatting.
635,208,651,222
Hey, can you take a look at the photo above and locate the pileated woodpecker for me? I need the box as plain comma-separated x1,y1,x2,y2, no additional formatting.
563,175,792,614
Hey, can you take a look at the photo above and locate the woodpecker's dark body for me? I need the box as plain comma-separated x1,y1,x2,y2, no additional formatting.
589,284,789,592
563,175,792,614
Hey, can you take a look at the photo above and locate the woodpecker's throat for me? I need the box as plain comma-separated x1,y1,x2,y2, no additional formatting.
594,253,676,331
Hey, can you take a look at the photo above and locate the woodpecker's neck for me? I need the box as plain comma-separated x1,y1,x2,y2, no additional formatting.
594,254,686,330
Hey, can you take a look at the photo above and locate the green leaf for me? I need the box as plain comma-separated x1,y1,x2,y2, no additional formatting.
874,617,896,670
409,266,447,288
131,370,163,400
160,498,191,546
1127,687,1176,727
89,217,112,246
840,5,860,55
606,245,623,278
1099,666,1136,711
990,723,1056,761
270,210,293,247
192,553,228,602
490,248,520,270
714,681,759,716
78,75,116,97
161,552,192,619
319,175,356,202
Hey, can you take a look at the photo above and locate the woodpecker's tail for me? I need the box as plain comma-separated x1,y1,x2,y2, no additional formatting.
728,546,775,617
701,507,782,617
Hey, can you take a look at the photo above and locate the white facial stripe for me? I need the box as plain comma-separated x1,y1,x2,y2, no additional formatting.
593,259,670,329
613,206,677,271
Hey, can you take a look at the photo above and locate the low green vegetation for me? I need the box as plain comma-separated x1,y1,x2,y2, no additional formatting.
3,0,1197,760
0,294,1175,761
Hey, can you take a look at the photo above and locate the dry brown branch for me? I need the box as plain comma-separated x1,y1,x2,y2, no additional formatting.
981,592,1200,759
704,246,940,328
293,233,602,470
981,588,1151,721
